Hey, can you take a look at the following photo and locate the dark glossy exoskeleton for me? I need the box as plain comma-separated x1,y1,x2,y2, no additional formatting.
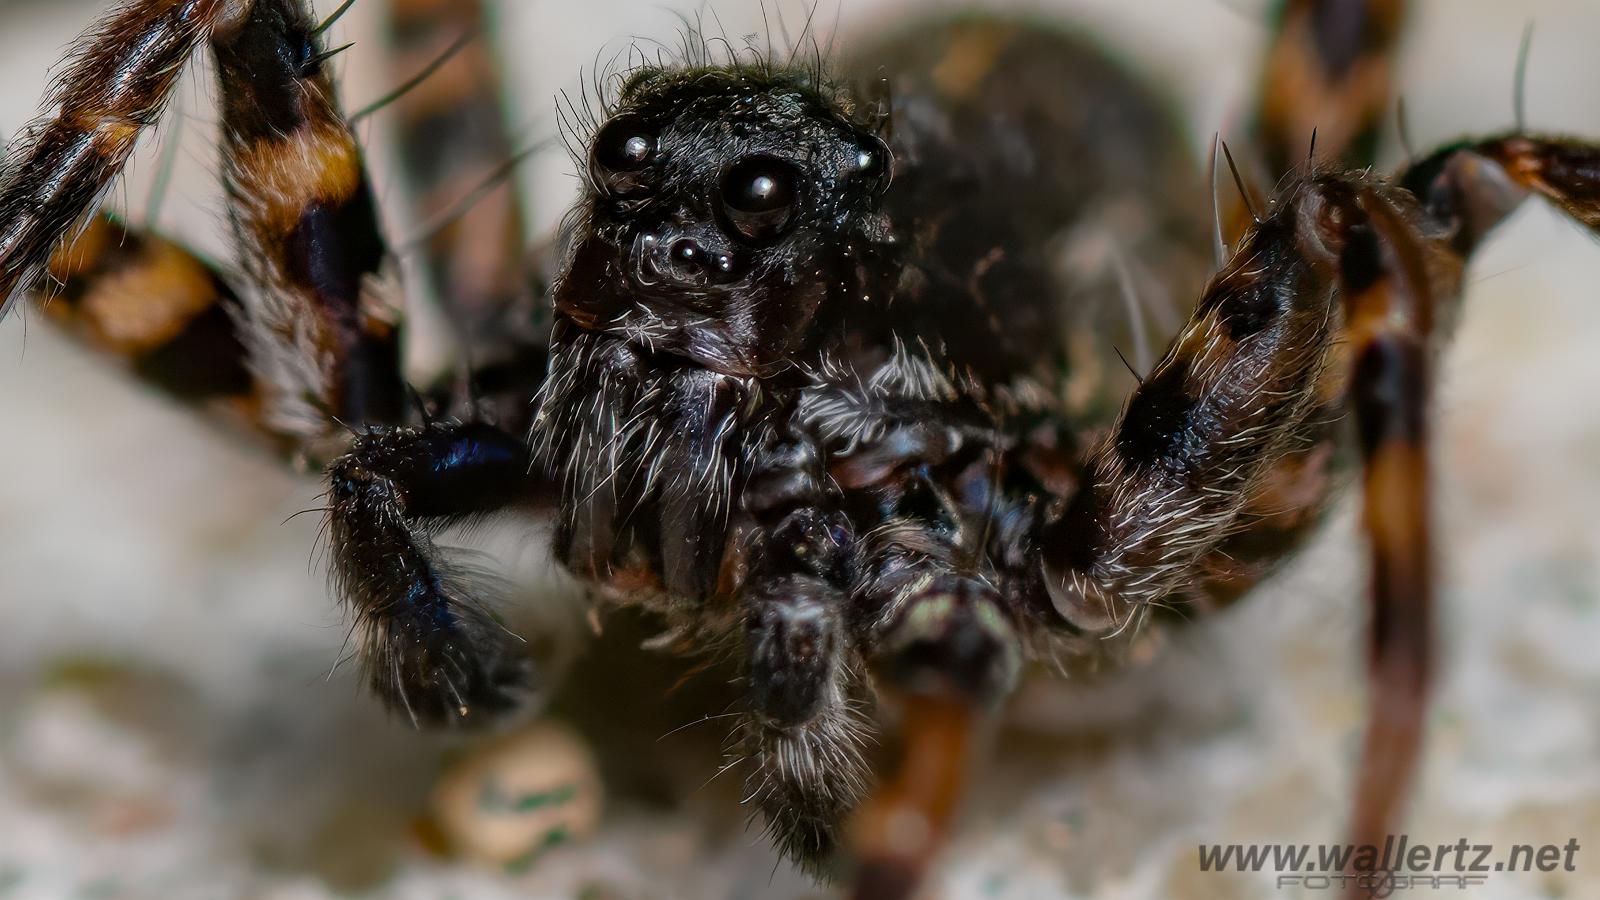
5,1,1600,896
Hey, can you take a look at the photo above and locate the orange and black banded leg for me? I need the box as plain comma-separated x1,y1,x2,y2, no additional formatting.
1252,0,1410,177
5,1,551,729
1336,170,1439,875
1032,172,1467,900
40,214,261,423
382,0,550,431
211,0,408,455
1324,131,1600,867
210,1,554,725
384,0,531,335
1401,134,1600,252
0,0,237,319
0,0,404,456
840,455,1024,899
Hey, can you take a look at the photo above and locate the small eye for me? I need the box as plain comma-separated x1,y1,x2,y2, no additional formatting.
590,118,656,196
719,155,800,243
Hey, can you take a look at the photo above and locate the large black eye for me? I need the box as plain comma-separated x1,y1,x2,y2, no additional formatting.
719,155,800,243
590,118,656,196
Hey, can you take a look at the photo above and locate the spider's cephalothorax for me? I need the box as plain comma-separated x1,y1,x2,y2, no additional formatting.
7,1,1600,897
532,62,894,606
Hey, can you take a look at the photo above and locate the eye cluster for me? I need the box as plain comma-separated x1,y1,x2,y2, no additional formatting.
589,117,804,245
587,113,890,247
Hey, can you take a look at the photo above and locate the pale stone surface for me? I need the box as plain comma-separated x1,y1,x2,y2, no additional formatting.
430,722,604,867
1,2,1598,899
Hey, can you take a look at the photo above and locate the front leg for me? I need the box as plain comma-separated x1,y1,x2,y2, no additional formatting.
1040,134,1600,865
1039,171,1460,864
327,420,540,728
1037,178,1415,625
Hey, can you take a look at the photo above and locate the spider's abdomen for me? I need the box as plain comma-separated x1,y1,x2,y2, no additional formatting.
842,15,1211,420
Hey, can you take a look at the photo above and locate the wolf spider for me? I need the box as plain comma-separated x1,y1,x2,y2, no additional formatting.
3,0,1598,895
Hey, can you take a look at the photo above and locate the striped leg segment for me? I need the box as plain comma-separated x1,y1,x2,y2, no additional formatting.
6,0,414,457
1040,184,1373,628
1252,0,1410,175
1036,174,1464,882
1039,132,1600,879
1403,135,1600,250
212,0,406,446
0,0,234,319
42,214,255,407
1338,186,1440,860
385,0,531,337
6,0,557,728
1171,152,1486,616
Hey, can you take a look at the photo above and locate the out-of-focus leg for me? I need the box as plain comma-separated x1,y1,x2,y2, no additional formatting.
383,0,548,431
385,0,531,337
40,214,261,425
1251,0,1410,176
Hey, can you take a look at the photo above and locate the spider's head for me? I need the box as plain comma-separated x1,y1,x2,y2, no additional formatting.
554,65,893,378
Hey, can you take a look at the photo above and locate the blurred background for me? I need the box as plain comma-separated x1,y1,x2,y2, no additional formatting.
2,1,1599,898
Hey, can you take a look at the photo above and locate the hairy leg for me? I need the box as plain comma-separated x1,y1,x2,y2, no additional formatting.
1336,132,1600,853
214,1,555,727
327,419,540,728
1027,175,1453,896
5,0,407,459
0,0,236,319
1035,132,1600,885
7,0,412,457
8,0,555,728
212,0,406,451
727,440,876,869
